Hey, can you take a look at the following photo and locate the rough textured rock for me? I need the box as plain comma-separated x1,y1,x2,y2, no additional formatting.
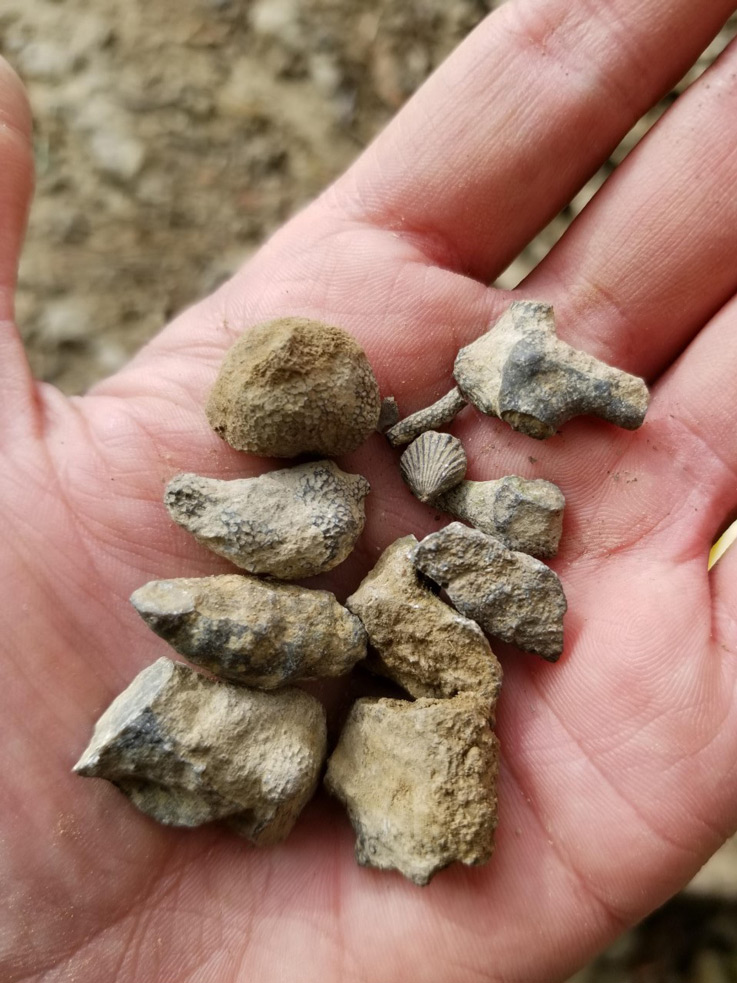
386,387,467,446
377,396,400,433
165,461,370,580
399,431,467,503
206,317,381,457
74,658,327,844
454,301,649,439
346,536,502,706
131,574,367,688
325,695,500,885
436,476,565,558
413,522,567,660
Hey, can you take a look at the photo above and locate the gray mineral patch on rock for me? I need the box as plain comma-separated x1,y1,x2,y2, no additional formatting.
206,317,381,457
386,386,467,447
74,658,327,844
347,536,501,706
165,460,370,580
399,430,467,504
436,476,565,557
325,695,500,886
413,522,567,660
454,301,649,439
131,574,367,688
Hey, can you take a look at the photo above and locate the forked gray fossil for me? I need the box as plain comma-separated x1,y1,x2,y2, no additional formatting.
453,300,649,439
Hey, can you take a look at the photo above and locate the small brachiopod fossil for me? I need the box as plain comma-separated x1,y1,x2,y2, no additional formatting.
413,522,567,660
325,694,500,886
206,317,381,457
165,461,370,580
399,431,467,503
130,574,368,688
346,536,502,707
74,658,327,844
386,387,467,447
453,300,650,439
436,476,565,558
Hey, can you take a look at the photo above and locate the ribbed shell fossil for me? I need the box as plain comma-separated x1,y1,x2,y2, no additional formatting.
399,431,467,503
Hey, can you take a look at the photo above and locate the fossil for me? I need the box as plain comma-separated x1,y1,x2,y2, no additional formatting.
436,476,565,557
346,536,502,707
325,694,500,885
453,300,649,439
385,387,467,447
377,396,400,433
399,430,467,503
131,574,367,688
74,658,327,844
413,522,567,660
206,316,381,457
165,461,370,580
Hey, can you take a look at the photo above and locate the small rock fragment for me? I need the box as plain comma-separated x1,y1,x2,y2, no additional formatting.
413,522,567,660
325,695,500,886
386,387,467,447
436,476,565,557
206,317,381,457
346,536,502,705
74,658,327,844
377,396,400,433
399,431,467,503
165,461,370,580
131,574,367,688
453,301,649,439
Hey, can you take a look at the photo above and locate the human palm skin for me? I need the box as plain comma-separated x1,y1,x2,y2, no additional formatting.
4,0,737,980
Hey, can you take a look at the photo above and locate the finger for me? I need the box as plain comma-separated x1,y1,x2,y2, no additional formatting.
525,35,737,378
0,57,37,437
333,0,737,282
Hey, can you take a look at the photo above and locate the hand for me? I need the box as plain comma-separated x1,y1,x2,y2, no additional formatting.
3,1,737,980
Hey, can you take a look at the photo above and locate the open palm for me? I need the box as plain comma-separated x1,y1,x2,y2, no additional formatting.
4,1,737,980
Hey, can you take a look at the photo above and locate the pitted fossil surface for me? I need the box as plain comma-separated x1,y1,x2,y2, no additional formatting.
75,658,327,844
206,317,381,457
130,574,367,688
386,386,467,447
165,461,370,580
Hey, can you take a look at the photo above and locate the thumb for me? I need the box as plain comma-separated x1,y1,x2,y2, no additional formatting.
0,58,37,439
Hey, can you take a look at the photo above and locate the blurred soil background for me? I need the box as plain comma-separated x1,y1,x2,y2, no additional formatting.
1,1,736,978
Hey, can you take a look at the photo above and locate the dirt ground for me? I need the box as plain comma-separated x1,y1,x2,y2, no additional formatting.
2,1,737,979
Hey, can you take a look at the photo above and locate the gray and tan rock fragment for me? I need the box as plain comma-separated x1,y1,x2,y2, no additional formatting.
346,536,502,705
386,387,467,447
399,431,467,504
131,574,367,688
436,476,565,558
377,396,400,433
325,695,500,885
165,461,370,580
453,300,649,439
206,317,381,457
74,658,327,844
413,522,567,660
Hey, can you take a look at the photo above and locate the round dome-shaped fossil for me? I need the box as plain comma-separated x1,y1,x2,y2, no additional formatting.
206,317,382,458
399,431,467,503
